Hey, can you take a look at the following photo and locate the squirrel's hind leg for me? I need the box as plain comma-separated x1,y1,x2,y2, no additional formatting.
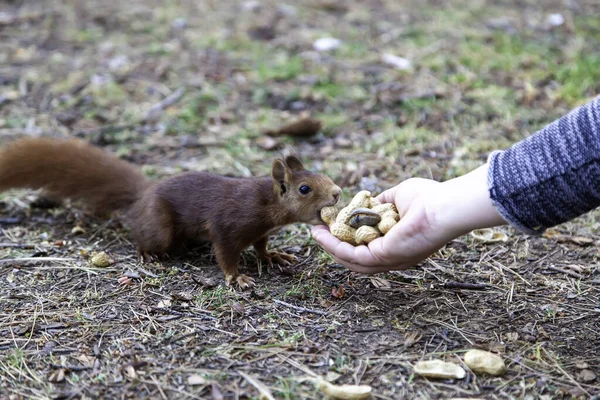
212,241,254,290
129,196,175,262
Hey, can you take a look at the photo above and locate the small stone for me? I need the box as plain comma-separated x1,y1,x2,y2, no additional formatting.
414,359,466,379
381,53,412,70
547,13,565,27
171,17,187,30
579,369,596,383
91,252,114,267
575,361,589,369
313,37,342,52
464,349,506,376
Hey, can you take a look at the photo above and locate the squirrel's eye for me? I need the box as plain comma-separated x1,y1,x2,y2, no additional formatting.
299,185,312,195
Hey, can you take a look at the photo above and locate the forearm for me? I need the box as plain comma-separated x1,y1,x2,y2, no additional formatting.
432,164,507,237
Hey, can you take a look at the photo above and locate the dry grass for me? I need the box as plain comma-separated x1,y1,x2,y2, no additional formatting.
1,0,599,398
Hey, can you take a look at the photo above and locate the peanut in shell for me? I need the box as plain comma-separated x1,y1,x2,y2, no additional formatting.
330,222,357,245
355,225,381,245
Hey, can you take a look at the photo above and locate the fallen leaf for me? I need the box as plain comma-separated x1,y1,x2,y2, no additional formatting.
172,291,194,302
369,277,391,289
470,228,508,243
76,354,94,367
157,299,172,308
568,236,595,246
232,302,245,315
48,368,66,383
15,325,31,336
331,286,345,299
404,331,422,347
118,276,132,286
212,383,224,400
123,364,137,379
238,371,276,400
187,374,209,385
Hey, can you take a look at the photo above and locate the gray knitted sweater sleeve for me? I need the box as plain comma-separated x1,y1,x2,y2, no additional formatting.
487,97,600,235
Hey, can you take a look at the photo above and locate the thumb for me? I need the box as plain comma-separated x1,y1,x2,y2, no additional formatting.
376,187,397,204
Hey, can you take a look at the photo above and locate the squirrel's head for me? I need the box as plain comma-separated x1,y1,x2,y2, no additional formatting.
271,153,342,225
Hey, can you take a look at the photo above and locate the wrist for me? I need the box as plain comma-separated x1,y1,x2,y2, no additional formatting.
431,163,507,237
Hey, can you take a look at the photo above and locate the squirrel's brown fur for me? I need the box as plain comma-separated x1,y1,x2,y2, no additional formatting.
0,138,342,288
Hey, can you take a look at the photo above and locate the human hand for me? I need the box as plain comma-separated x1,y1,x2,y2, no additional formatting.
311,164,506,273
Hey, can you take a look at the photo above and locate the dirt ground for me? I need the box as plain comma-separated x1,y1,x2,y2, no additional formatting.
1,0,599,399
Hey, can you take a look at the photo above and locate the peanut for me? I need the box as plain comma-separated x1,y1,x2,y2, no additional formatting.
369,197,382,208
330,222,357,245
335,190,371,224
355,225,380,245
378,210,399,234
320,191,400,245
372,203,397,215
413,360,466,380
320,206,338,225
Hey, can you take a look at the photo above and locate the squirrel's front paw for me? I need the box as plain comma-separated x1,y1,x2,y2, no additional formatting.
226,274,255,290
263,251,298,268
137,249,168,263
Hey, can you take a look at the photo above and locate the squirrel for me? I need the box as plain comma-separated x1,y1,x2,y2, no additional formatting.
0,137,342,288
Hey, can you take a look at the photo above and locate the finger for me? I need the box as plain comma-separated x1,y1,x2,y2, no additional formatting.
311,224,330,235
376,187,396,204
312,225,381,266
331,255,386,274
311,224,335,247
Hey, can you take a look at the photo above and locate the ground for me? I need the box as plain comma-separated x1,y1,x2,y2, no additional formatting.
1,0,599,399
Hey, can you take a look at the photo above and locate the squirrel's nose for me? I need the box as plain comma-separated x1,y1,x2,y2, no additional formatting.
332,187,342,203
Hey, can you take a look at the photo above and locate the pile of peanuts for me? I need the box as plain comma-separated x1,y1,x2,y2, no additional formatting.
320,190,400,245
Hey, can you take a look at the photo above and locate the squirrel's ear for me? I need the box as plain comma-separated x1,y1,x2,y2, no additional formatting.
284,154,305,172
282,147,305,171
271,159,288,195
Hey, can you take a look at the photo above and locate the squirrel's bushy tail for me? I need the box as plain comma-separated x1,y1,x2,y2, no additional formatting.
0,137,149,215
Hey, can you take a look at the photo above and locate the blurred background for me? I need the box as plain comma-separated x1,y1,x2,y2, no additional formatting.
1,0,599,195
2,2,600,399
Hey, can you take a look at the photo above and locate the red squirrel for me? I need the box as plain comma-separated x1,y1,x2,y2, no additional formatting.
0,138,342,288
